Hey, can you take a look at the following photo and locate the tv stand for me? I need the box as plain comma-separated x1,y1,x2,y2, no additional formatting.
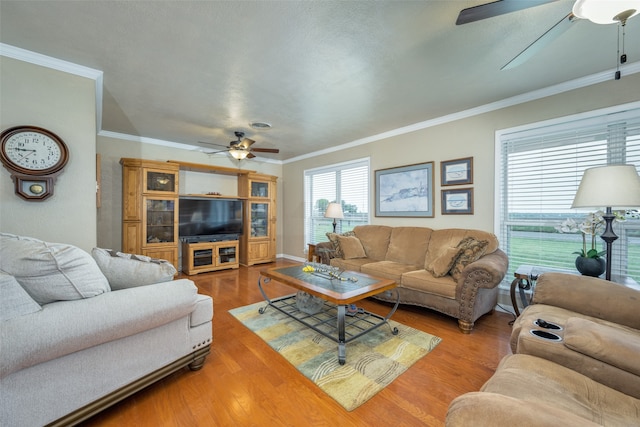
181,240,239,275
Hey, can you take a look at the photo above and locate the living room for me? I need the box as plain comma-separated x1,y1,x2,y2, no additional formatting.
2,2,640,426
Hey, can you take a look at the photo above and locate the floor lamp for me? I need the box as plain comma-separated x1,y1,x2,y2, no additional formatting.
571,164,640,280
324,202,344,233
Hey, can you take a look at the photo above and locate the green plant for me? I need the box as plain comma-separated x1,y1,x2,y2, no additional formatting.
555,210,626,259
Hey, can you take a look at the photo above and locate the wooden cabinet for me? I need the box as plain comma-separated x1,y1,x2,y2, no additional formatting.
182,240,239,275
238,173,277,266
120,158,179,269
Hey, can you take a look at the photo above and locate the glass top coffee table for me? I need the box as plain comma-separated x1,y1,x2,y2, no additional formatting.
258,263,400,365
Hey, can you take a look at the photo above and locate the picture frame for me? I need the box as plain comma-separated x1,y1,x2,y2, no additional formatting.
441,188,474,215
375,162,434,217
441,157,473,186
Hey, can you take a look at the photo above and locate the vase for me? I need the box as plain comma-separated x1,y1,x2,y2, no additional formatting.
575,256,606,277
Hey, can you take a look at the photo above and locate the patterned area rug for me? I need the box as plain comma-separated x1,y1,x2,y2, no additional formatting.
229,300,442,411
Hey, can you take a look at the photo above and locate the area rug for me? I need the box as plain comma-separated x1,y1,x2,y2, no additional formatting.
229,300,442,411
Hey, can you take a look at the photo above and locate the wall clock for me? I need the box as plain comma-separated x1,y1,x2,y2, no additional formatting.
0,125,69,201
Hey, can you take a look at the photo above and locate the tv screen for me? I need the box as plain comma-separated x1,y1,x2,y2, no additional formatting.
179,197,244,239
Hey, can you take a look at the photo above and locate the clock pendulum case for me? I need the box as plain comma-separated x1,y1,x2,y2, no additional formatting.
0,125,69,201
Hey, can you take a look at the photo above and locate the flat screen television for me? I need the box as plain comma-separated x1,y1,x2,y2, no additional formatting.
179,197,244,241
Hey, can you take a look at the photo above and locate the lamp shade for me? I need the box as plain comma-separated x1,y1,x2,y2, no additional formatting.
229,148,249,160
324,202,344,219
572,164,640,208
572,0,640,24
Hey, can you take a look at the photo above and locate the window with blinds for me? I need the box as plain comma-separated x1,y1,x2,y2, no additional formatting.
304,158,370,245
497,104,640,285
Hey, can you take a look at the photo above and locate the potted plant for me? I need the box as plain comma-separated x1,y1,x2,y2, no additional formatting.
555,210,625,277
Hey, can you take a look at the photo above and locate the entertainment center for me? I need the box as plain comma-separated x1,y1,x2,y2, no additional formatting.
120,158,277,274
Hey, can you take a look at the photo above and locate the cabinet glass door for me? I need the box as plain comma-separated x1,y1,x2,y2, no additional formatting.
146,170,176,193
218,244,237,264
146,199,176,243
251,181,269,198
250,202,269,237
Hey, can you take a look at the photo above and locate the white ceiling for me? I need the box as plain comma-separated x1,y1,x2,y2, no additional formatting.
1,1,639,162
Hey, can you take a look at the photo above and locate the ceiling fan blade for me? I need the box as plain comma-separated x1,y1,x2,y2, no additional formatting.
198,141,230,149
456,0,557,25
250,148,279,153
501,12,579,70
247,152,256,159
238,137,255,149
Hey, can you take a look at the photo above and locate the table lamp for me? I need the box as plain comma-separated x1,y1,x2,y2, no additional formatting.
571,164,640,280
324,202,344,233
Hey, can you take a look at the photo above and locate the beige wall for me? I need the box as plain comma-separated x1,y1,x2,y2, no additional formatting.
97,135,283,252
282,72,640,260
0,57,97,251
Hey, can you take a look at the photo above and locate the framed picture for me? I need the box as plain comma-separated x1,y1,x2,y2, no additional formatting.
441,188,474,215
441,157,473,186
375,162,434,217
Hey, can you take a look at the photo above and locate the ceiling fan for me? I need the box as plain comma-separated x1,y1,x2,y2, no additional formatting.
200,131,279,160
456,0,640,71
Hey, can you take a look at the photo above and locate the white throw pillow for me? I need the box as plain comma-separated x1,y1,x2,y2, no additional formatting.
91,248,177,290
0,233,110,305
0,273,42,320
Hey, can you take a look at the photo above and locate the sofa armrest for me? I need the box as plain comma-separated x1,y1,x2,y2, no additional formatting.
446,392,600,427
314,241,337,264
533,273,640,330
459,249,509,290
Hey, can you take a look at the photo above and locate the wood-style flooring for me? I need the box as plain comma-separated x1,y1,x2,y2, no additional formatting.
83,259,514,426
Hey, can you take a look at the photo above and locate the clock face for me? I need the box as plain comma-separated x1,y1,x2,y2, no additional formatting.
1,126,69,175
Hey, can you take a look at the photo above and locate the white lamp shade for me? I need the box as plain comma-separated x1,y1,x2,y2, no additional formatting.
572,0,640,24
324,202,344,219
229,148,249,160
572,164,640,208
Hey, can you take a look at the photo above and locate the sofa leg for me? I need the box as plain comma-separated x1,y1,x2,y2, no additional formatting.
458,320,473,334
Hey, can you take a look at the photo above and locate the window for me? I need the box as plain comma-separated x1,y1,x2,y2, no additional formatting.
304,158,370,245
496,104,640,285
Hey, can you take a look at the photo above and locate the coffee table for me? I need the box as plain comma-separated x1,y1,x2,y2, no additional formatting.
258,264,400,365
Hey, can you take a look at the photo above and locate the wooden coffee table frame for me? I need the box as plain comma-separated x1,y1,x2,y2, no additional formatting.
258,265,400,365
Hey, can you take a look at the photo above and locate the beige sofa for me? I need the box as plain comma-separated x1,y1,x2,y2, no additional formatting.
317,225,508,333
446,273,640,426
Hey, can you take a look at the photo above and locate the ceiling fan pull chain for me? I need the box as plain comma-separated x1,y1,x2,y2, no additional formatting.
615,24,622,80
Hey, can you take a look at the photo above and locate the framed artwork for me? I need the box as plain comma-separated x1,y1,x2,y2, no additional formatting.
375,162,434,217
441,188,474,215
441,157,473,186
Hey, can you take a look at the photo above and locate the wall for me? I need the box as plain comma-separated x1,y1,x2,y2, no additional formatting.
282,72,640,259
0,57,97,251
96,135,283,253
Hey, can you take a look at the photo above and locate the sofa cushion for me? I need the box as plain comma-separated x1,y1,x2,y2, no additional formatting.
326,231,356,258
426,246,463,277
564,317,640,377
386,227,433,267
425,229,498,268
449,237,489,281
352,225,392,261
401,269,457,299
0,233,110,305
360,261,418,283
337,235,366,259
92,248,177,290
0,273,42,321
330,257,373,272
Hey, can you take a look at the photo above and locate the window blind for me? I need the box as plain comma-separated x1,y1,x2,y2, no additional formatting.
304,158,370,245
498,105,640,284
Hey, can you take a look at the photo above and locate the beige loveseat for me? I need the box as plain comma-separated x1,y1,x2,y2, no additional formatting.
317,225,508,333
446,273,640,426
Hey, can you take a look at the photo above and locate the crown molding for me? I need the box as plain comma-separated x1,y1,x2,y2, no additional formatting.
1,43,104,133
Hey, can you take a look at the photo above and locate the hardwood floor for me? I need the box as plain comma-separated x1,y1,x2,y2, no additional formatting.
83,259,514,426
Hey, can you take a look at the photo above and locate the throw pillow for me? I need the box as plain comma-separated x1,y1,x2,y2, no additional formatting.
92,248,177,290
0,233,110,305
449,237,489,282
337,235,367,259
326,230,356,258
427,246,463,278
0,273,42,321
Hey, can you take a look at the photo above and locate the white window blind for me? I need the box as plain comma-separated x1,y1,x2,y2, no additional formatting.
497,105,640,284
304,158,370,245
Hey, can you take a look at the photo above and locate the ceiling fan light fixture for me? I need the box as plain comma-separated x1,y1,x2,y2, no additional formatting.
572,0,640,24
229,148,249,160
